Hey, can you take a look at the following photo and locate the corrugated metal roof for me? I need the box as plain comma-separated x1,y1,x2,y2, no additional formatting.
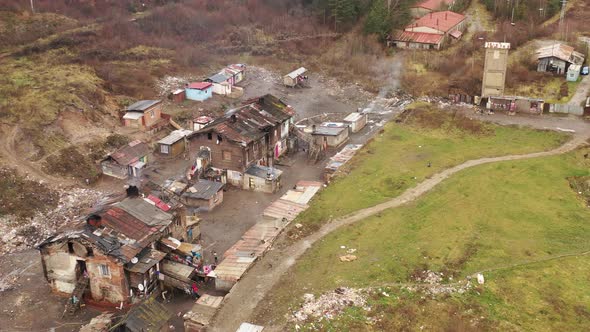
158,129,193,145
182,180,224,200
536,43,585,65
408,11,465,33
245,165,283,179
208,72,231,83
187,82,212,90
123,297,172,332
189,94,294,145
116,198,173,226
286,67,306,79
393,30,443,45
109,140,149,166
126,100,161,112
312,126,347,136
161,259,195,281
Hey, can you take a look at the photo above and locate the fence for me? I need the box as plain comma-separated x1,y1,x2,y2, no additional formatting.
546,103,584,116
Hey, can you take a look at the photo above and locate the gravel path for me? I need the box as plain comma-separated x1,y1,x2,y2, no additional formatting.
208,132,590,332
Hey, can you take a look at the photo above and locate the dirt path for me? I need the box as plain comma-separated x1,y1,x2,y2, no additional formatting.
0,125,73,187
208,133,589,332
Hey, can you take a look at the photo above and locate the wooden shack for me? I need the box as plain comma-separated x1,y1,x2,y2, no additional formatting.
157,129,192,157
283,67,307,87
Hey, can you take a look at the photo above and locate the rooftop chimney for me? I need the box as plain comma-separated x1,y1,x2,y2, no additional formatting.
445,12,448,20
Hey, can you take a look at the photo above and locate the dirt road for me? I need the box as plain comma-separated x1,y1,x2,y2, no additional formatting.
208,132,590,331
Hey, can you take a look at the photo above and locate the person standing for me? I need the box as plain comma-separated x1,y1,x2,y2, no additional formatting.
191,282,200,299
213,251,218,264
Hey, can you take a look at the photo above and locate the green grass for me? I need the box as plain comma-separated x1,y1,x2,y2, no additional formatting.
507,76,581,104
259,147,590,331
296,111,569,234
0,54,105,127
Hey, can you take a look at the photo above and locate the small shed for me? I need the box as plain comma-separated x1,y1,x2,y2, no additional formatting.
343,112,368,133
186,82,213,102
101,140,150,179
124,249,167,297
283,67,307,87
206,73,233,95
181,180,225,211
157,129,192,156
170,89,186,103
243,165,283,193
123,100,163,130
312,124,350,149
567,64,581,82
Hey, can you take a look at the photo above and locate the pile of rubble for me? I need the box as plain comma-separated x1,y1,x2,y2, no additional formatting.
404,270,473,297
247,66,281,84
0,188,105,256
290,287,369,322
155,75,195,96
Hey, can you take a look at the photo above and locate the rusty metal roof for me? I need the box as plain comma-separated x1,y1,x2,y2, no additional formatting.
109,140,149,165
408,11,465,33
189,94,294,145
393,30,444,45
536,43,585,65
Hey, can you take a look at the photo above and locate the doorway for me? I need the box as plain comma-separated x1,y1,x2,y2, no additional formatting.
75,260,87,280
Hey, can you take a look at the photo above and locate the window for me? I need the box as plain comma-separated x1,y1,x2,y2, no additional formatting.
99,264,110,276
207,133,212,140
160,145,169,154
68,242,74,254
149,110,154,118
246,148,251,163
217,135,223,143
222,150,231,161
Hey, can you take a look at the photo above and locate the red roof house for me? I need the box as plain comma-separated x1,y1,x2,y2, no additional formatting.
390,11,466,50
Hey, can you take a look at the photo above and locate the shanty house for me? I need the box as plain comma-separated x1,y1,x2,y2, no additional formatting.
157,129,192,157
185,82,213,102
37,196,180,306
170,89,186,103
390,11,466,50
115,296,173,332
101,140,149,180
243,165,283,193
312,123,350,149
188,95,294,188
222,64,246,84
123,100,163,130
182,180,225,211
537,43,585,75
205,73,233,95
284,67,307,87
343,112,368,133
410,0,455,17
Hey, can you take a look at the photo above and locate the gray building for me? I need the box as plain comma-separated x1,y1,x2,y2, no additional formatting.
537,43,585,75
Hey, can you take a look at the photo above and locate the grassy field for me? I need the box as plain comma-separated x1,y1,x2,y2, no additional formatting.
295,108,569,235
258,146,590,331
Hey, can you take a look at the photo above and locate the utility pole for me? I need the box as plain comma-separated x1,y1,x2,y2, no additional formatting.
30,0,35,14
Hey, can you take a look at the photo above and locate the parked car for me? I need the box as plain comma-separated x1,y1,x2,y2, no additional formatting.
582,66,589,75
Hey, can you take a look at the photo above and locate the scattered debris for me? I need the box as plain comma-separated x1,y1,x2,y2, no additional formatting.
295,223,303,229
290,287,369,322
0,188,106,256
346,248,357,254
339,255,357,262
477,273,485,285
